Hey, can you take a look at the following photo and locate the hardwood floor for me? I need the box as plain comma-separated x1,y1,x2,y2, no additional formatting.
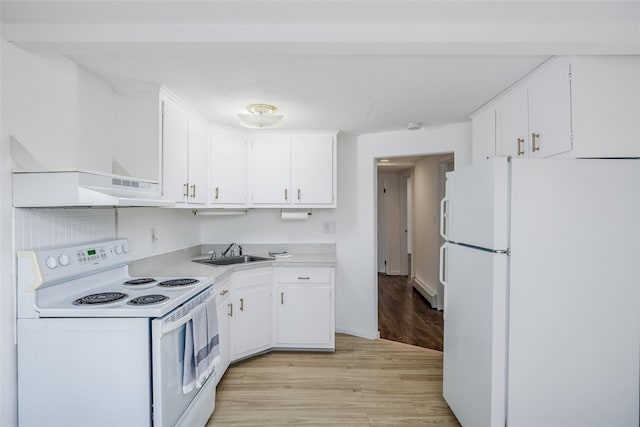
207,334,459,426
378,273,445,351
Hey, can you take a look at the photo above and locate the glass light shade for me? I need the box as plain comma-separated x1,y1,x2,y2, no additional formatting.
238,113,284,129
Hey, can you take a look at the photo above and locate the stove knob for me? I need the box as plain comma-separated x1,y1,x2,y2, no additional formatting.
114,245,123,255
45,256,58,269
122,243,130,253
58,254,70,266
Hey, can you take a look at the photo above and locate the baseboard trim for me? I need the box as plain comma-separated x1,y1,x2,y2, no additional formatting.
336,328,379,340
412,277,438,309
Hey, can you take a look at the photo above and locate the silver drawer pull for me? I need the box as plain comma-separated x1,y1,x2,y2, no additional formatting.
297,276,310,280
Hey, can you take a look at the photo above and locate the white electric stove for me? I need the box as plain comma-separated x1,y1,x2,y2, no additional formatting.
16,239,218,427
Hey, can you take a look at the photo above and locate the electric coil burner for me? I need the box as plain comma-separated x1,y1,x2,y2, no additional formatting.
128,294,169,306
158,278,199,288
73,292,128,305
124,278,157,286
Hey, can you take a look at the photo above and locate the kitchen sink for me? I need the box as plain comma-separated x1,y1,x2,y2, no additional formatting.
193,255,274,266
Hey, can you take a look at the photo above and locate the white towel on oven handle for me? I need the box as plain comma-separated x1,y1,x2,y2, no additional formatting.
205,295,221,377
182,295,219,394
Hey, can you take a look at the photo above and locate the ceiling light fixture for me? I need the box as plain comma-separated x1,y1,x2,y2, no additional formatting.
379,159,390,163
238,104,283,129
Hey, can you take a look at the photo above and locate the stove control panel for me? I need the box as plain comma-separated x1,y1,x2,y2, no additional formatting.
19,239,133,286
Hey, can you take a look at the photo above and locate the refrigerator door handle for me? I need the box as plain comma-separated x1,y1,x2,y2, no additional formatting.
440,197,448,240
439,243,448,286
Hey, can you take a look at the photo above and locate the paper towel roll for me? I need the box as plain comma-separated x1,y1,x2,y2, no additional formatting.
280,210,310,221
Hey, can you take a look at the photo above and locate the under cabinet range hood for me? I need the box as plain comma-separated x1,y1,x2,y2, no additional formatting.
12,171,175,208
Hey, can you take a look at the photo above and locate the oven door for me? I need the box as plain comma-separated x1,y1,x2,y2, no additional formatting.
151,289,216,427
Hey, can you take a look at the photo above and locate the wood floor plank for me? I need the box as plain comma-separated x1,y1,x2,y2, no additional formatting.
378,273,444,351
207,334,459,426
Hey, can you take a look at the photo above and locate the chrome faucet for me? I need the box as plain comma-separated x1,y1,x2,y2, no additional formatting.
221,242,236,257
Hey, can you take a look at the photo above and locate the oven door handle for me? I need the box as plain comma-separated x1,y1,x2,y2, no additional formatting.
161,313,193,336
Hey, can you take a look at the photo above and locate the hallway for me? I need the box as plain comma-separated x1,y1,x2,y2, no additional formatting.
378,273,445,351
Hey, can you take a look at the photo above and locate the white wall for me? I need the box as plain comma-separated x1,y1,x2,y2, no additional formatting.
411,155,451,303
336,124,471,339
117,208,201,259
200,209,336,244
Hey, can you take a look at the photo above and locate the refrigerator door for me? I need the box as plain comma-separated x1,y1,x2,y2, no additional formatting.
443,158,509,251
442,242,508,427
508,158,640,426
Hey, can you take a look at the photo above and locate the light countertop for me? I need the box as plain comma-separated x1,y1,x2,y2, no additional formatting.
131,250,337,284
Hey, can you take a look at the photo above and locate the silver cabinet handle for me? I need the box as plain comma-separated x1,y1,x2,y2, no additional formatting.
228,302,233,317
183,183,189,198
284,188,288,201
215,187,219,200
297,276,310,280
240,298,244,311
281,292,284,305
517,138,525,156
297,189,301,201
190,184,196,198
532,133,540,152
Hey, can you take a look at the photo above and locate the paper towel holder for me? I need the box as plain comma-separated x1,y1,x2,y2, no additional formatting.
280,209,311,221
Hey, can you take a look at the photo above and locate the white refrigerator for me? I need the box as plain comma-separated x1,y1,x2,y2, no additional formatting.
439,157,640,427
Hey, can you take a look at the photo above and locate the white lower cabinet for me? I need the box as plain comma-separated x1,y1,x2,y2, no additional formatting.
230,268,272,361
275,267,335,349
214,279,231,385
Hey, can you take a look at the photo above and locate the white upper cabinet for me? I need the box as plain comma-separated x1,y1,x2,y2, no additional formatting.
161,93,208,205
250,134,292,205
471,107,496,164
495,60,571,159
250,132,337,208
161,95,189,202
187,116,209,204
210,128,248,206
291,135,335,206
472,56,640,161
527,59,572,158
496,89,528,158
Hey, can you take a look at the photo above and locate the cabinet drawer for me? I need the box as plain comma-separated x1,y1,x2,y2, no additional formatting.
276,268,331,284
230,268,272,289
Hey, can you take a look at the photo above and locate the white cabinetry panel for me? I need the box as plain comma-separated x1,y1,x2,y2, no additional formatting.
210,128,248,206
250,134,291,205
187,116,209,204
161,96,189,202
291,135,334,205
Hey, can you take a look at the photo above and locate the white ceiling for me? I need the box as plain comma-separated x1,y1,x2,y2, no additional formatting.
2,1,638,135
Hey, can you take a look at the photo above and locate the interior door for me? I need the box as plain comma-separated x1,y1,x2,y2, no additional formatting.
442,243,508,427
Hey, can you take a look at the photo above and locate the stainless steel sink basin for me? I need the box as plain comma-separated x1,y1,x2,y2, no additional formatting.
193,255,274,266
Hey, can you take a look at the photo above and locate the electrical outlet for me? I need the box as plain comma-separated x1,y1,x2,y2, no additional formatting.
323,222,335,234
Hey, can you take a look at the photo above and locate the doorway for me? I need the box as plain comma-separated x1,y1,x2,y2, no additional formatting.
376,154,454,351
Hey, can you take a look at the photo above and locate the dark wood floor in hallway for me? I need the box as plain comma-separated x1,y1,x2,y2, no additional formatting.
378,273,445,351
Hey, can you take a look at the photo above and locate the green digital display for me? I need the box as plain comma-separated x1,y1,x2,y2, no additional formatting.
87,249,96,256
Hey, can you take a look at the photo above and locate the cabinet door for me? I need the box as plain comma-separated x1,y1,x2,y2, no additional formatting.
215,291,231,385
277,285,332,346
232,285,272,359
250,134,291,205
291,135,334,206
471,108,496,163
211,129,247,206
161,97,189,202
187,116,209,204
496,89,528,158
528,60,572,158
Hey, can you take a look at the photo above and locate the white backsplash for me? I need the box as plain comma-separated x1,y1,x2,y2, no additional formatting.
14,208,116,251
